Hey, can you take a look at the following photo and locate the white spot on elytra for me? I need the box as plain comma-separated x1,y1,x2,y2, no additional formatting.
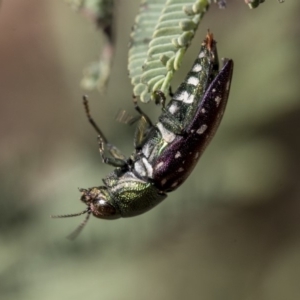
169,103,178,114
171,181,179,188
226,80,230,91
157,122,176,143
155,161,164,170
178,167,184,172
194,152,199,160
199,51,205,59
173,90,189,102
212,88,216,93
215,96,221,107
193,64,202,72
183,94,195,104
161,178,167,186
175,151,181,158
197,124,208,135
187,76,199,86
201,108,206,114
191,129,195,133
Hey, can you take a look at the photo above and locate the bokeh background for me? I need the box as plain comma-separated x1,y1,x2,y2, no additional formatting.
1,1,300,299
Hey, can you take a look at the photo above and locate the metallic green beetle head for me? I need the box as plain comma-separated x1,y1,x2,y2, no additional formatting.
79,186,120,220
51,186,120,239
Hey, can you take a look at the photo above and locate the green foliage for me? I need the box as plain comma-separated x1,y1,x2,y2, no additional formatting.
128,0,211,102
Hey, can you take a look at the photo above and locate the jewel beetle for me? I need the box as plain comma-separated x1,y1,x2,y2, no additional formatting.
52,32,234,238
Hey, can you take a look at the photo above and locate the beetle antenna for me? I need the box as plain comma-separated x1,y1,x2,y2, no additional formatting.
66,210,92,240
50,208,90,219
51,208,92,240
132,95,153,126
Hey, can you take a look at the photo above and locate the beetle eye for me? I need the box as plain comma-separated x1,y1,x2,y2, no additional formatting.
91,199,119,219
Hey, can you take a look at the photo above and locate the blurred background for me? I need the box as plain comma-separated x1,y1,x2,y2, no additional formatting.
1,1,300,299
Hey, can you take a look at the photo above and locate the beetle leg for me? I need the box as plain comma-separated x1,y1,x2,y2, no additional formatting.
168,86,174,98
83,95,127,167
134,115,154,149
132,95,153,126
115,109,140,126
152,91,166,108
132,96,155,149
98,136,127,168
83,95,109,144
152,88,174,107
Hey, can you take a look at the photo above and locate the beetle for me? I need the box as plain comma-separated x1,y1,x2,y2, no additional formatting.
52,32,234,238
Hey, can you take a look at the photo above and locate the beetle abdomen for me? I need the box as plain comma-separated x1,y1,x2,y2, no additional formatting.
152,59,234,192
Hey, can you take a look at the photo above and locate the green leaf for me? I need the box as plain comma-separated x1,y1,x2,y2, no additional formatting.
128,0,211,103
